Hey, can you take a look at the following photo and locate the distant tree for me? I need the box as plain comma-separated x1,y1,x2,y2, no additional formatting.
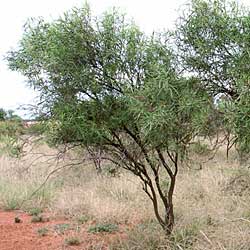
6,110,21,121
0,108,24,157
175,0,250,99
7,5,211,234
0,108,21,121
175,0,250,155
0,108,7,121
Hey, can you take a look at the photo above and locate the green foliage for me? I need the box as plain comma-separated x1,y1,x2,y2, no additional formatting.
0,188,21,211
7,5,210,150
0,108,7,121
175,0,249,97
228,86,250,155
27,207,43,216
0,108,21,121
88,223,118,233
0,120,24,137
0,120,25,157
175,0,250,155
0,136,21,158
3,198,20,211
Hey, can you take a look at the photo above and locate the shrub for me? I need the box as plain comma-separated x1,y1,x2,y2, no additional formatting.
27,207,43,216
88,223,118,233
3,198,20,211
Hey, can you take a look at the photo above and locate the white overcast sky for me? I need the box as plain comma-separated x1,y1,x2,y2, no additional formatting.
1,0,250,118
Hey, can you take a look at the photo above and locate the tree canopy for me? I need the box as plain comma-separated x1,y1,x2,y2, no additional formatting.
175,0,250,154
175,0,250,99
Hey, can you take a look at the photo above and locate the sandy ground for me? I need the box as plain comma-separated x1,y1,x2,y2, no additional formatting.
0,210,124,250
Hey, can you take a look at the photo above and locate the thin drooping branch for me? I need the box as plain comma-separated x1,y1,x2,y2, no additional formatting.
19,159,86,208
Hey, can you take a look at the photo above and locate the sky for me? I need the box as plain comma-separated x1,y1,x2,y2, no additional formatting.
0,0,250,118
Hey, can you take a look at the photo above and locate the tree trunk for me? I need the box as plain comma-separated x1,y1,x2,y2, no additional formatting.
164,204,174,235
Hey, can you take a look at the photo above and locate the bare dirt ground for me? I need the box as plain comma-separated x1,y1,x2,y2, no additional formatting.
0,210,125,250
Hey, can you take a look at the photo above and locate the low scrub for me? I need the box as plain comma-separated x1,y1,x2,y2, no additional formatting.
88,223,118,234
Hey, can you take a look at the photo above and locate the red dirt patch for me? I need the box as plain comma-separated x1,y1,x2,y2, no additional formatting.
0,210,126,250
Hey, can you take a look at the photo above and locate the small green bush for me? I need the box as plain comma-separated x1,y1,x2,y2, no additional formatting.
3,198,20,211
88,223,118,233
27,207,43,216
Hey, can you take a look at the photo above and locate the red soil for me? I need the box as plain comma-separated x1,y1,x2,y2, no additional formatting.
0,210,125,250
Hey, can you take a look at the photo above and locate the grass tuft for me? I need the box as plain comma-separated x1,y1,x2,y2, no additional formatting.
54,223,71,235
65,237,81,246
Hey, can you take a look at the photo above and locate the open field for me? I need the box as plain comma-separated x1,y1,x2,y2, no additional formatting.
1,140,250,250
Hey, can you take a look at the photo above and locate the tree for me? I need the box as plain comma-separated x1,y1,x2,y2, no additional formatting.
175,0,250,99
7,5,211,234
0,108,21,121
0,108,24,157
175,0,250,155
0,108,7,121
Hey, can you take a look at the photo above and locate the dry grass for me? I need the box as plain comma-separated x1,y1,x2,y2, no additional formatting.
1,139,250,249
51,170,152,224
